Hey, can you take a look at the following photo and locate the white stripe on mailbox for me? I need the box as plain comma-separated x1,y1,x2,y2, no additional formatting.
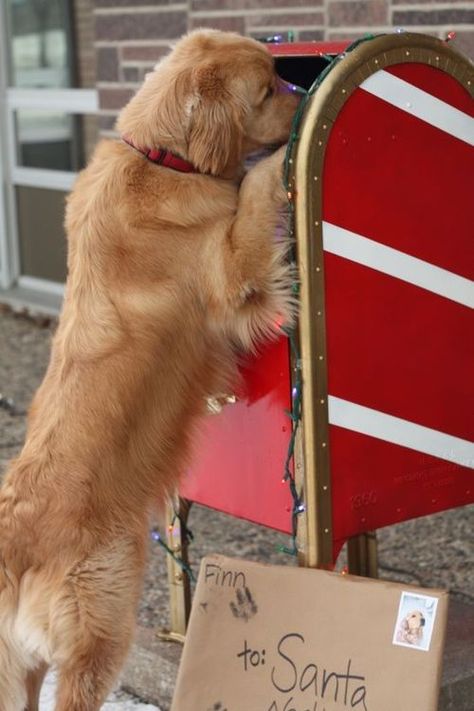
322,222,474,308
328,396,474,469
360,70,474,146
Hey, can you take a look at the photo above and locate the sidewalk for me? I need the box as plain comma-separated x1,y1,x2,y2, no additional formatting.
1,308,473,710
40,673,161,711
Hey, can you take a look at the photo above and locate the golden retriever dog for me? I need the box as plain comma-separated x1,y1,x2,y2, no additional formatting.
0,29,298,710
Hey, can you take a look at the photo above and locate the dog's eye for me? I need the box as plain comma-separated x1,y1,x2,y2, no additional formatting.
264,85,275,100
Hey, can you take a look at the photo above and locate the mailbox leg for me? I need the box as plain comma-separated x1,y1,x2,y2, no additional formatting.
158,498,193,643
347,531,379,578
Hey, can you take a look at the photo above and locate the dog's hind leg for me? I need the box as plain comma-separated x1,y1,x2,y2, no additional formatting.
0,627,29,711
51,538,145,711
54,634,132,711
24,662,48,711
0,654,27,711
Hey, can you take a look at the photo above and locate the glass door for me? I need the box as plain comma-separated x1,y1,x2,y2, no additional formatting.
0,0,98,302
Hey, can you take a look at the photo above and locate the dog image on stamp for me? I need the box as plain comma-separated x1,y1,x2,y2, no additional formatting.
393,592,439,652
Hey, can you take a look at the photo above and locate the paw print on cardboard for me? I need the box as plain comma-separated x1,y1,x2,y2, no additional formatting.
229,586,258,622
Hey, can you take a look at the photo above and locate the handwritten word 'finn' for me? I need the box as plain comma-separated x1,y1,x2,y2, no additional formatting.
205,563,247,589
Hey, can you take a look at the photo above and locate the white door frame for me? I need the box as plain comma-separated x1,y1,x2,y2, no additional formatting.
0,4,98,298
0,2,19,290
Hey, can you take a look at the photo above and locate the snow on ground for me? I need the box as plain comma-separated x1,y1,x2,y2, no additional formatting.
40,673,161,710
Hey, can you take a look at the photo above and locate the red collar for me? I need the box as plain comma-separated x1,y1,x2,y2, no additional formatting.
122,135,199,173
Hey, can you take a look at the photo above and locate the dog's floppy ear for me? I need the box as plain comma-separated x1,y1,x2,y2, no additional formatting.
187,62,245,176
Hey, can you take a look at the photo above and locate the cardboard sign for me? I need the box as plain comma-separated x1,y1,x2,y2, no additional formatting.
171,555,448,711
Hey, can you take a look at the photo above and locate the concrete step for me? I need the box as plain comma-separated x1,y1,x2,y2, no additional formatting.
121,599,474,711
121,627,180,710
439,599,474,711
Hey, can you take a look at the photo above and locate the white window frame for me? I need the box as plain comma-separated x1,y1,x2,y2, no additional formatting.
6,88,98,193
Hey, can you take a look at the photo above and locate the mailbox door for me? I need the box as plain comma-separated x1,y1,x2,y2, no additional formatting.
294,33,474,564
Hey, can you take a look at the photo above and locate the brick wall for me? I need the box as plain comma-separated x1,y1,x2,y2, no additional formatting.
75,0,96,88
93,0,473,134
94,1,188,133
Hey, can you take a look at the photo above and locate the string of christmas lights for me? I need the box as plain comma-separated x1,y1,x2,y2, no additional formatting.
151,523,196,582
277,325,304,556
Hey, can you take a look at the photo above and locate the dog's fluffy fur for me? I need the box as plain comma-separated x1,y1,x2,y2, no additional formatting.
0,30,298,710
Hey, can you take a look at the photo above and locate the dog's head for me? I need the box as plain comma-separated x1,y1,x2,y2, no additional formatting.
405,611,425,633
117,30,300,176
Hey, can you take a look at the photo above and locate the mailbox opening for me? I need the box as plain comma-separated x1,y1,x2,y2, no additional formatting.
275,55,333,91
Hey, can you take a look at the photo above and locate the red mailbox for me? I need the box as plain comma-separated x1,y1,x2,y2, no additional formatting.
177,34,473,572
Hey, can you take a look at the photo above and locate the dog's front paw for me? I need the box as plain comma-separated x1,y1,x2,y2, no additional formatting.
247,144,289,202
261,143,288,175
